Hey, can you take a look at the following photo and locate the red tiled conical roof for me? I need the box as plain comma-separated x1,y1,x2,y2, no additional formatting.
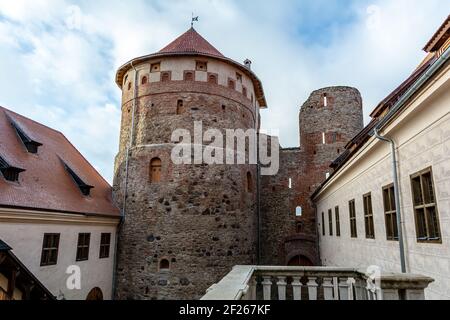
158,27,224,57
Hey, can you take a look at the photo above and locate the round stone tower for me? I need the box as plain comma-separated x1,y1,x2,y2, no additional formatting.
300,86,364,169
298,86,364,241
113,28,267,300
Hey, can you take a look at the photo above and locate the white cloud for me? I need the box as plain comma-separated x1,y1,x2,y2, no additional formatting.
0,0,448,182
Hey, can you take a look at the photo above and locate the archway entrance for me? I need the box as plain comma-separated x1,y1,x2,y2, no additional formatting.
86,287,104,301
287,255,314,266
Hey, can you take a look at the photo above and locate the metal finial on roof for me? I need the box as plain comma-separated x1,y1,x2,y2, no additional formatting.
191,13,199,28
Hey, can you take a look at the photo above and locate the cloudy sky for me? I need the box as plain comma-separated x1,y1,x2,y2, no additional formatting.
0,0,448,183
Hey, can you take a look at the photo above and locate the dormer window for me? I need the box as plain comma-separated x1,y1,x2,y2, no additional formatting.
9,117,43,154
62,161,94,196
0,155,25,182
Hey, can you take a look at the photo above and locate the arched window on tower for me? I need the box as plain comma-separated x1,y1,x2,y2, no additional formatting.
208,73,218,84
127,82,132,91
246,172,253,193
323,93,328,107
150,158,162,183
184,71,194,81
159,259,170,271
141,76,148,85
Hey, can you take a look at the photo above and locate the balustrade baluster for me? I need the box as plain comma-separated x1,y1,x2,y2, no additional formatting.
277,277,287,300
307,277,318,300
292,277,302,301
262,276,272,301
323,277,334,300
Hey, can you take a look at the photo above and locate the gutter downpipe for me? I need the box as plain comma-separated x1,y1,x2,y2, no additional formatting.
373,128,406,274
371,48,450,274
113,61,138,298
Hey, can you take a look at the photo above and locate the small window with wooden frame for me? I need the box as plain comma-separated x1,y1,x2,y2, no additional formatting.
40,233,60,266
383,184,398,241
150,158,162,183
410,168,441,243
328,209,333,236
184,70,194,81
335,206,341,237
76,233,90,262
196,61,207,72
363,193,375,239
349,200,357,238
99,233,111,259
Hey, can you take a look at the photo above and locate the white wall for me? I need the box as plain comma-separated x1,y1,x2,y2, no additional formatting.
0,209,118,300
315,63,450,300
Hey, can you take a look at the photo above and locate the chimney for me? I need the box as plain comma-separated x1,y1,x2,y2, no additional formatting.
244,59,252,69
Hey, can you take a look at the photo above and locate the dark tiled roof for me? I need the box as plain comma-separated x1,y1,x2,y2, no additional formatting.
0,239,12,251
424,15,450,52
0,106,120,217
159,27,224,57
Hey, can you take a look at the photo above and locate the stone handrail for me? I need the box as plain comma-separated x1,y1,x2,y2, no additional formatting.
201,266,434,300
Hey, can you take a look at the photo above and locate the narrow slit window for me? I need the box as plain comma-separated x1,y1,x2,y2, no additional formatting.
296,206,302,217
150,158,162,183
323,94,328,107
288,178,292,189
322,132,326,144
322,212,326,236
177,100,184,115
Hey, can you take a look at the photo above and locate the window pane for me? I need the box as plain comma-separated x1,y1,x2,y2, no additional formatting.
389,187,396,212
415,208,427,239
412,176,423,206
422,172,435,204
383,189,390,212
392,212,399,239
426,206,440,239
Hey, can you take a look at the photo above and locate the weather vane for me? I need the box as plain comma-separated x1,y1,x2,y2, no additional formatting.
191,13,199,28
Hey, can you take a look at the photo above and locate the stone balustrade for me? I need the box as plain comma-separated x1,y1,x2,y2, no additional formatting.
201,266,434,301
